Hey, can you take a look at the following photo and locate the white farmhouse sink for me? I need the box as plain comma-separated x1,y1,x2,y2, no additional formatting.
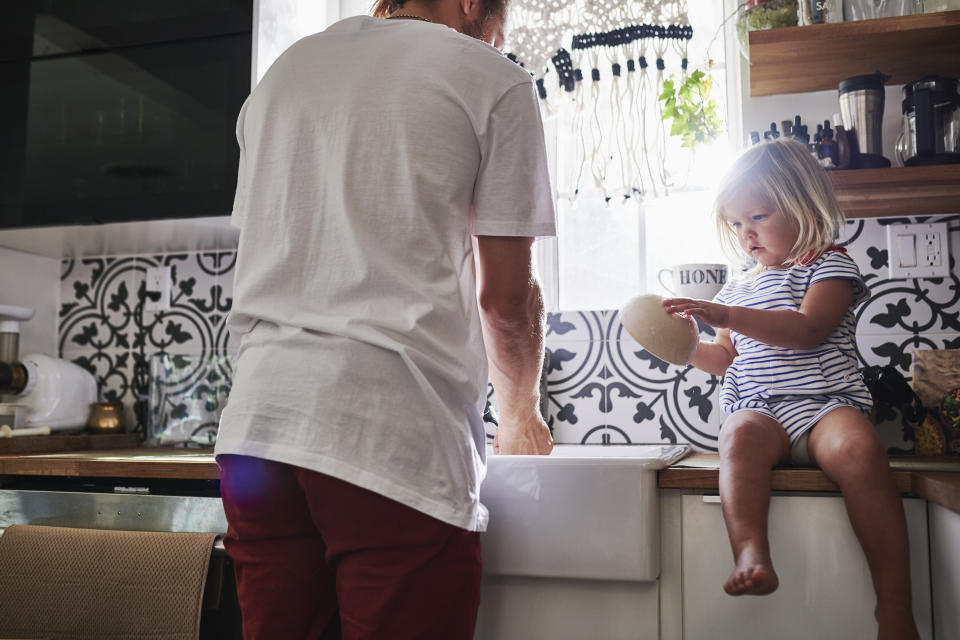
480,444,690,582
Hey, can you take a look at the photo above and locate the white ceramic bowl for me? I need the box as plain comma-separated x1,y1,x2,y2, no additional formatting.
618,294,699,365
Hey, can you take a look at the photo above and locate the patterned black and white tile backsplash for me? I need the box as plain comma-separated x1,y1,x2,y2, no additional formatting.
59,252,236,441
59,215,960,451
538,310,722,450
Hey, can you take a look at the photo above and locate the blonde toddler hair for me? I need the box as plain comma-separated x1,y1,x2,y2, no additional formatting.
714,138,846,271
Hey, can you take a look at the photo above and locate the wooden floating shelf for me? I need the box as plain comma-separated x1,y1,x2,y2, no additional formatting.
828,165,960,219
748,10,960,96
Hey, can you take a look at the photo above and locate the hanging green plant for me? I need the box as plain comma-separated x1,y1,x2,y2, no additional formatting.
658,69,724,151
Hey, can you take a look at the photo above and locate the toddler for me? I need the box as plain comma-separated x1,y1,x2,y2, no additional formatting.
664,138,919,640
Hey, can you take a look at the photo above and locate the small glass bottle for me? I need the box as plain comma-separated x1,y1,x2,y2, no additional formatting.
832,112,852,169
818,120,838,168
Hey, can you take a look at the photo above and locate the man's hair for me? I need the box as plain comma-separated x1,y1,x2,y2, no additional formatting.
714,137,845,273
371,0,509,23
370,0,401,17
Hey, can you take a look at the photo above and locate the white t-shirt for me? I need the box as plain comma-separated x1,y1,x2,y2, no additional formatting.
214,16,556,531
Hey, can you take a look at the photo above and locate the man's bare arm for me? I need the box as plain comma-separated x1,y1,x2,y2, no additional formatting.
474,235,552,455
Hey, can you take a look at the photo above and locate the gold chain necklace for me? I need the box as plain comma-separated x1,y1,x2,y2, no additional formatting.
387,13,433,23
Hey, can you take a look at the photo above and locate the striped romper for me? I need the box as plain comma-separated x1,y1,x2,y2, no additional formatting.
714,249,873,452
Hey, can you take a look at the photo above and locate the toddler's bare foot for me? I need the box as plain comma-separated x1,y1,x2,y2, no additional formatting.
724,548,779,596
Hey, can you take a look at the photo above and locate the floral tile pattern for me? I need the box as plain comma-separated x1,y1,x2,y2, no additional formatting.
59,347,139,431
546,336,610,444
60,252,234,440
58,214,960,453
540,311,721,449
605,342,722,450
545,309,608,342
133,253,233,356
844,216,960,342
59,257,139,354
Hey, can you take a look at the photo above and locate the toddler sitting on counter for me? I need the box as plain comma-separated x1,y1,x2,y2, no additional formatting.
664,139,918,640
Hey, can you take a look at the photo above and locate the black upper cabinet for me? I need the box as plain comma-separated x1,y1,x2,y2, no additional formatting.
0,1,252,229
0,1,252,61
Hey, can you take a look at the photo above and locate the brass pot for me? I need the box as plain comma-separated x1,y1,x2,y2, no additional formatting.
86,401,126,434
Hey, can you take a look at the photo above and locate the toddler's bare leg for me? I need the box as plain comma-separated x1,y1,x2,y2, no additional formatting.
808,406,920,640
718,410,790,596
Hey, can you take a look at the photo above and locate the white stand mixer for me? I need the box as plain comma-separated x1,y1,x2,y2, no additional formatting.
0,304,97,431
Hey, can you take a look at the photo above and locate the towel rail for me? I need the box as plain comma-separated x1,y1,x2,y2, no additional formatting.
0,526,227,556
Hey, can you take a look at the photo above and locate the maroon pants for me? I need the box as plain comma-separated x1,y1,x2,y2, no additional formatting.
219,455,483,640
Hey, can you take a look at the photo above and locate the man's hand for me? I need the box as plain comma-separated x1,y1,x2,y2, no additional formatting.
663,297,732,329
493,413,553,455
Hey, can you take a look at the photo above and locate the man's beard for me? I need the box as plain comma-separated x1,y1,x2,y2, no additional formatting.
460,14,488,42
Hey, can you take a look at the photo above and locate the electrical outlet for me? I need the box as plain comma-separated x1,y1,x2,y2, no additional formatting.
144,266,171,312
922,231,942,267
887,222,950,279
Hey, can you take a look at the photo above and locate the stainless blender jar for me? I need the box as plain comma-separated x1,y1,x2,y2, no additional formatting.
839,72,891,169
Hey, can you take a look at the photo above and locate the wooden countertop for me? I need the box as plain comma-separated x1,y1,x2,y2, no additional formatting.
660,453,960,514
0,448,957,515
910,472,960,515
0,448,219,480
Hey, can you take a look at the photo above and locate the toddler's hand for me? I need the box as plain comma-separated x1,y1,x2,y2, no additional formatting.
663,297,731,329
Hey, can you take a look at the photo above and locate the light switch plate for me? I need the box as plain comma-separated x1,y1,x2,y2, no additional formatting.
144,266,172,311
887,222,950,279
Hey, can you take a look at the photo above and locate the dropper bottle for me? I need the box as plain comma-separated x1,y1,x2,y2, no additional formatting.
832,112,851,169
819,119,838,167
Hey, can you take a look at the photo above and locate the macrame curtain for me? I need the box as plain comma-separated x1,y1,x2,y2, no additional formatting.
504,0,693,202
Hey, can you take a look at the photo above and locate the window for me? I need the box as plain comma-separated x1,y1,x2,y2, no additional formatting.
533,0,738,311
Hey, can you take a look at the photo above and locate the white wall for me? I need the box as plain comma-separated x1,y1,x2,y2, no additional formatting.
0,247,59,357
